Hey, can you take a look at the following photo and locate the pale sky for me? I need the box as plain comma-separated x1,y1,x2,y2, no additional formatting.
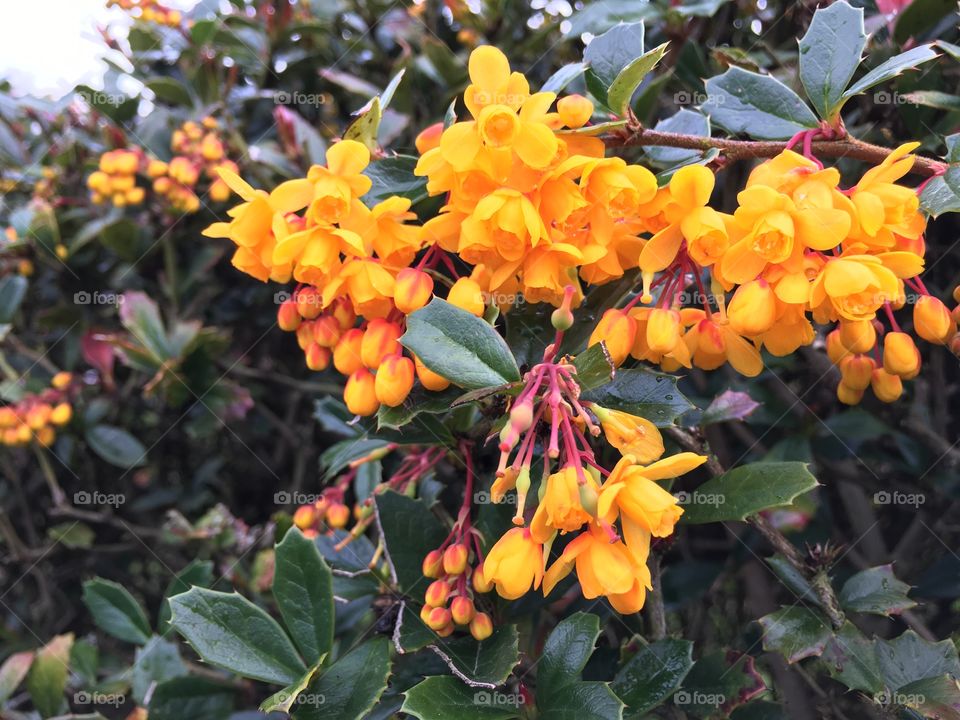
0,0,196,99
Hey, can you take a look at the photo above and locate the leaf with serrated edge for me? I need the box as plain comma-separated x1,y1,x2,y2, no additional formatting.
612,638,693,714
427,625,520,688
799,1,866,119
607,42,669,115
758,607,833,663
839,565,916,617
292,638,391,720
274,528,335,664
402,676,522,719
702,67,818,140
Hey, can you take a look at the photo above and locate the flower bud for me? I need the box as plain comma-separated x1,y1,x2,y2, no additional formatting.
305,343,331,371
551,306,574,331
509,397,534,434
414,355,451,391
451,596,476,625
422,549,444,578
472,562,493,593
443,543,469,575
839,354,875,391
727,280,776,336
333,329,365,376
557,94,594,129
415,122,444,155
836,382,864,405
332,301,356,330
425,579,451,607
312,316,341,348
147,159,168,178
420,604,434,625
425,606,452,631
394,268,434,315
26,405,51,431
871,368,903,403
589,309,637,366
326,502,350,529
447,277,485,317
826,328,850,364
646,308,681,353
360,319,402,369
883,332,921,378
914,296,953,344
293,505,317,530
51,371,72,390
296,321,315,350
344,369,379,416
374,354,415,407
277,298,302,331
469,612,493,641
0,407,16,428
35,426,55,447
296,286,323,320
436,621,455,637
839,320,876,355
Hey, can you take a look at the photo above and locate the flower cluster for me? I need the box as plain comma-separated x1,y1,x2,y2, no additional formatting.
414,46,660,307
148,117,236,212
590,142,944,404
87,149,145,207
107,0,182,27
0,372,74,448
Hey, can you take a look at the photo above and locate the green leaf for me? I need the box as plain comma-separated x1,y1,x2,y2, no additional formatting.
0,651,33,704
364,155,428,206
541,62,587,94
842,45,940,99
427,625,520,688
320,437,390,480
644,109,711,165
702,67,818,140
131,636,187,704
765,555,820,606
607,42,669,116
400,299,521,390
536,613,624,720
612,638,694,715
677,651,766,717
292,638,391,720
47,522,95,549
680,461,819,524
798,1,866,119
875,630,960,691
581,366,693,427
148,677,234,720
839,565,916,616
0,275,27,324
261,663,322,714
757,607,833,663
377,386,461,430
158,559,214,632
700,390,759,425
920,134,960,217
146,77,194,106
897,674,960,717
274,528,335,664
82,578,151,644
374,490,447,593
584,22,645,107
819,622,883,694
402,676,522,719
895,0,957,45
84,424,148,469
27,634,72,719
572,342,615,391
168,587,306,684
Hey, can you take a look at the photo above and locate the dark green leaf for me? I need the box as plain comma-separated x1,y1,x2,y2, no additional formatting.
541,63,587,94
875,630,960,691
897,675,960,717
131,636,187,704
364,156,428,206
158,559,214,632
839,565,916,616
581,366,693,427
84,425,148,469
82,578,151,644
895,0,957,45
146,77,194,106
757,607,833,663
402,676,522,719
920,134,960,217
320,438,390,480
400,299,521,390
819,622,883,694
572,342,615,391
148,677,233,720
680,461,819,524
377,386,461,430
842,45,940,99
168,587,306,684
293,638,391,720
584,22,645,107
374,490,447,594
427,625,520,688
677,651,766,718
0,275,27,324
643,109,711,165
612,638,694,714
274,528,335,664
702,67,818,140
799,1,866,119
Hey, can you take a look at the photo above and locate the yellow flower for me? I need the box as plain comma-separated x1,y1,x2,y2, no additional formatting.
591,406,665,464
462,45,530,117
483,527,543,600
529,466,597,542
305,140,373,225
810,253,910,322
588,309,637,367
850,143,926,248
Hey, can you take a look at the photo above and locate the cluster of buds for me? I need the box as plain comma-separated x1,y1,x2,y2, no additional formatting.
107,0,182,26
147,117,236,212
0,372,74,447
87,149,145,207
291,492,352,539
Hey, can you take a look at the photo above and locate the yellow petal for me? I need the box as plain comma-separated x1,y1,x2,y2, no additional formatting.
670,164,714,209
326,140,370,176
640,452,708,481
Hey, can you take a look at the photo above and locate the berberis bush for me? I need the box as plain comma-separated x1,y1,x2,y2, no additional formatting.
1,1,960,719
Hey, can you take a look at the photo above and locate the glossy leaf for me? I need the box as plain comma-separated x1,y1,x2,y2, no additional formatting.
842,45,940,99
427,625,521,688
374,490,448,593
819,622,883,694
612,638,694,714
84,425,148,469
131,636,187,704
584,22,645,106
643,108,711,165
293,638,391,720
757,607,833,663
607,42,669,116
799,1,866,119
839,565,916,616
82,578,151,644
148,677,234,720
402,676,522,719
274,528,335,664
581,366,693,427
702,67,818,140
571,341,615,391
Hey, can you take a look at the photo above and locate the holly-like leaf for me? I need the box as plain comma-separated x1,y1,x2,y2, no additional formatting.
84,425,148,469
320,438,391,480
541,62,587,94
839,565,916,617
841,45,940,100
702,67,818,140
293,638,391,720
757,607,833,664
677,651,766,718
875,630,960,692
680,461,819,524
798,0,866,119
158,559,214,632
274,528,335,664
402,676,522,719
26,634,73,719
131,636,187,704
584,22,645,107
0,274,27,324
612,638,694,715
607,42,669,116
260,664,322,715
82,578,151,644
363,155,428,206
920,134,960,218
148,677,234,720
896,675,960,718
401,299,521,390
428,625,521,688
535,613,624,720
643,108,711,165
819,622,883,694
572,341,615,391
378,386,461,430
581,366,693,427
375,490,448,594
168,588,306,684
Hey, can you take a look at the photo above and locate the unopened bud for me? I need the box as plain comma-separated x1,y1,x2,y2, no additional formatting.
422,549,443,578
293,505,317,530
871,368,903,403
469,612,493,641
277,299,301,331
326,502,350,529
883,332,921,378
305,343,331,371
451,596,476,625
447,277,485,317
551,306,574,331
425,579,451,607
374,354,415,407
344,369,380,416
426,606,452,631
473,562,493,593
914,295,954,344
443,543,469,575
394,268,434,315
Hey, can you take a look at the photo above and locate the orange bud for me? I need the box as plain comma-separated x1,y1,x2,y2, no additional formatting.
839,320,877,355
313,316,342,348
394,268,434,315
277,299,301,332
836,382,864,405
296,321,315,350
589,309,637,366
35,426,55,447
296,286,323,320
451,596,476,625
839,354,875,391
436,621,455,637
557,94,593,129
425,606,452,631
415,122,444,154
414,355,451,391
51,371,72,390
326,502,350,529
727,280,776,336
360,319,402,369
447,277,485,317
293,505,317,530
422,549,444,578
871,368,903,403
344,368,380,416
26,405,51,431
420,603,434,625
472,562,493,593
469,612,493,641
913,296,953,344
425,579,450,607
374,354,415,407
0,407,17,428
443,543,469,575
646,308,681,353
332,301,356,330
333,328,364,376
305,343,331,371
826,328,850,364
883,332,921,378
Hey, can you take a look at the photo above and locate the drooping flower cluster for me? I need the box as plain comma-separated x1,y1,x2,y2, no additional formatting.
147,117,236,212
415,46,660,307
107,0,182,27
0,372,74,448
88,149,145,208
